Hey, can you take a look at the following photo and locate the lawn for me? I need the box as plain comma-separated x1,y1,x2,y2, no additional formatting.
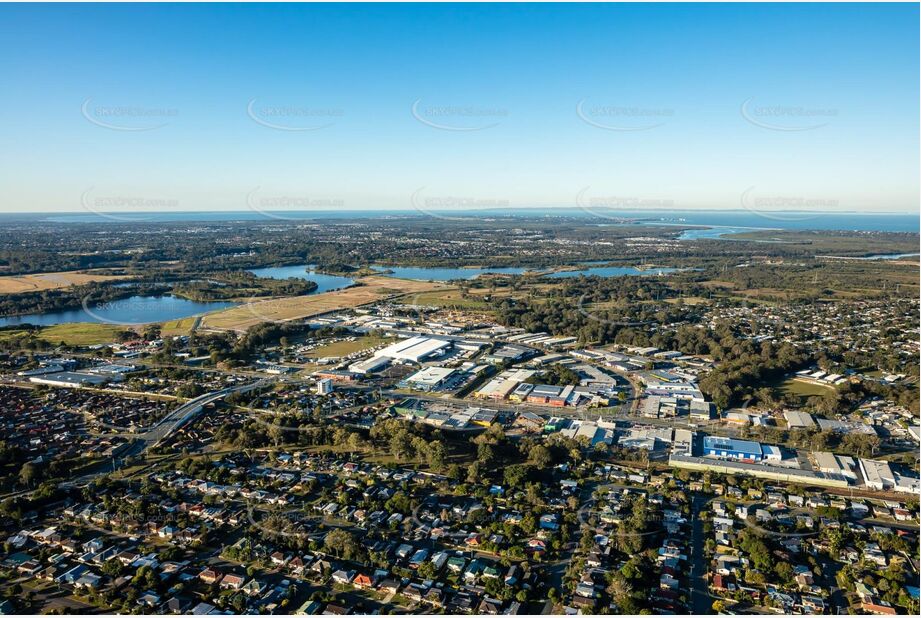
410,289,489,309
307,335,389,358
36,322,126,346
664,296,710,305
776,376,836,400
160,316,199,337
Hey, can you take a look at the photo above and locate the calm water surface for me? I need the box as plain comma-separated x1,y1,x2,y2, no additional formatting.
0,295,238,327
248,264,354,293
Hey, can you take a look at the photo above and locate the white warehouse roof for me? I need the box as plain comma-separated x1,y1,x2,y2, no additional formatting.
406,366,456,386
375,336,452,362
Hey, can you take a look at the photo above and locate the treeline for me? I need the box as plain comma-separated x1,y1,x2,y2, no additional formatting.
494,280,810,409
494,276,703,345
1,217,916,278
0,270,323,319
696,332,807,409
180,324,348,367
0,248,118,275
173,271,317,301
234,324,346,358
0,281,171,318
527,363,581,386
704,262,918,301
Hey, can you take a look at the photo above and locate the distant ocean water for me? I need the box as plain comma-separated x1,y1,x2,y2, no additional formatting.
1,208,917,233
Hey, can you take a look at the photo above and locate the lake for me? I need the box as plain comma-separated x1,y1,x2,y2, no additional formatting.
0,295,238,327
676,226,765,241
248,264,354,293
859,252,919,260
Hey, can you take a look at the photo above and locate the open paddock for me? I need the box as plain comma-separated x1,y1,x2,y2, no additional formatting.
37,322,127,346
200,276,447,332
0,270,131,294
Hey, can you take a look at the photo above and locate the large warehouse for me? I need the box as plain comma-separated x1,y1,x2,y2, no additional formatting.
375,336,452,363
703,436,764,463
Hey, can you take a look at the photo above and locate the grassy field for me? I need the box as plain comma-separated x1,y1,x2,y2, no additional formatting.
777,376,836,401
294,364,322,375
307,334,389,358
0,329,30,344
36,322,126,346
664,296,710,305
201,275,447,331
410,288,490,309
0,270,131,294
160,316,198,337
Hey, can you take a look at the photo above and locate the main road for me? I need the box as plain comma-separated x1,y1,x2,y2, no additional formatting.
148,378,271,448
688,492,713,614
62,378,271,486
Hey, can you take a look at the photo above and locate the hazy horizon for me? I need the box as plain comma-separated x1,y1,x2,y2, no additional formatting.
3,206,920,216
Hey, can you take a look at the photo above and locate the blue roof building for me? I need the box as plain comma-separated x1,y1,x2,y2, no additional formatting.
703,436,763,462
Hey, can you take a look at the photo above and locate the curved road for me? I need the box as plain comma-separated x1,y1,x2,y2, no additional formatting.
63,378,270,487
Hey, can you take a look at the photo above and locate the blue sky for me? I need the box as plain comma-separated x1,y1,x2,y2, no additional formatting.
0,2,917,213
